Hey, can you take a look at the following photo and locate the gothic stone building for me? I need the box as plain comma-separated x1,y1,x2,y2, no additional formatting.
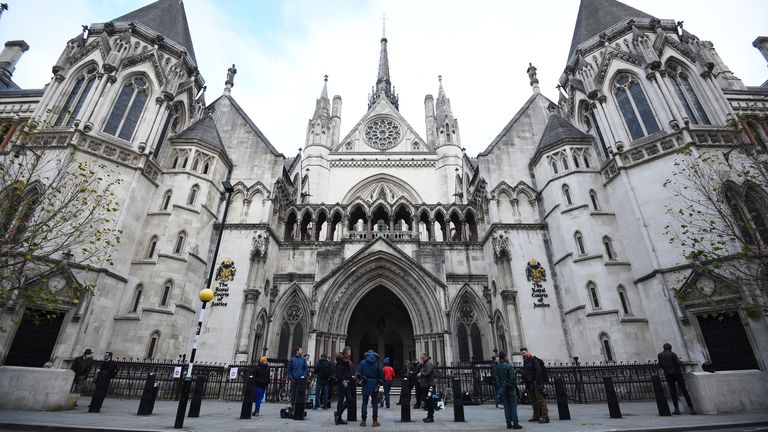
1,0,767,371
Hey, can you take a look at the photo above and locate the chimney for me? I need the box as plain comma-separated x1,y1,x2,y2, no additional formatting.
0,40,29,81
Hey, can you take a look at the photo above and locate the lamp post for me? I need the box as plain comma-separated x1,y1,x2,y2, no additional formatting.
174,180,235,429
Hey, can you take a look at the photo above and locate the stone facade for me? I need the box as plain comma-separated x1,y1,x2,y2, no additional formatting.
0,0,766,371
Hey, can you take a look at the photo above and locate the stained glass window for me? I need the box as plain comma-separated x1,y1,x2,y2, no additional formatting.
55,66,97,127
614,73,659,140
104,76,149,141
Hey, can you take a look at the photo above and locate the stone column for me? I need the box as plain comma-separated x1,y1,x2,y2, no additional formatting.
701,71,732,122
76,73,108,128
388,216,395,234
500,290,524,351
341,215,349,240
655,70,686,126
428,218,436,241
39,75,67,124
592,99,617,147
598,94,630,148
87,75,117,130
646,71,679,129
33,77,60,120
235,289,261,361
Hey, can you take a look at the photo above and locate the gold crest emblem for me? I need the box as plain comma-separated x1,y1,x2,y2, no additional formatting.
526,258,546,284
215,257,237,283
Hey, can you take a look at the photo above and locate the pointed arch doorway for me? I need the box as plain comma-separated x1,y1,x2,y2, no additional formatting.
346,285,414,374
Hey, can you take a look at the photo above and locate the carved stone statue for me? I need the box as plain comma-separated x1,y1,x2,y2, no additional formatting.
527,62,539,87
251,231,268,261
226,64,237,86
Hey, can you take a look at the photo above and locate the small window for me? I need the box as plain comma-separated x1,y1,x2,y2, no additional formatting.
445,123,452,143
747,121,767,152
188,185,199,205
171,157,179,169
562,184,572,206
562,155,569,170
575,231,586,255
146,331,160,359
573,154,580,168
587,282,600,309
160,282,172,306
600,333,614,362
551,160,559,174
589,190,600,210
202,162,210,175
146,236,158,258
603,236,616,261
131,285,143,313
182,156,188,169
191,158,199,172
583,154,590,168
617,285,631,315
161,191,172,210
174,232,186,254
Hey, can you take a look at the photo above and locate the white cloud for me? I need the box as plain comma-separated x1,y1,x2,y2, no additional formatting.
2,0,766,156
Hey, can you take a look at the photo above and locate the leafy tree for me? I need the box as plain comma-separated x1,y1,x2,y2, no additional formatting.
0,122,122,324
663,118,768,312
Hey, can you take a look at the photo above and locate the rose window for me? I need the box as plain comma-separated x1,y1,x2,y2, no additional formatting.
364,118,402,150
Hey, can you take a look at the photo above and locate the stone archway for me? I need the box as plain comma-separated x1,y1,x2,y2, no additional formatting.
346,285,415,374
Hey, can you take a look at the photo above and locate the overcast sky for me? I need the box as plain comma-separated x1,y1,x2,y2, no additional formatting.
1,0,766,156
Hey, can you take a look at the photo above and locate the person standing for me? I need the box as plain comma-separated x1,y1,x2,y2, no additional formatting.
314,354,332,409
70,348,93,394
411,359,423,409
334,347,353,425
417,352,436,423
252,356,270,416
88,351,118,413
498,352,523,430
658,343,696,415
358,350,384,427
491,355,502,409
288,347,308,409
520,347,548,423
380,358,395,408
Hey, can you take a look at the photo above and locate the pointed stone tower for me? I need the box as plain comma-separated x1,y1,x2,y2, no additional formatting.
368,32,399,110
435,75,461,148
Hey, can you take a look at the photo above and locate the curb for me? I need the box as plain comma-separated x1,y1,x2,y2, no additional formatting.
598,420,768,432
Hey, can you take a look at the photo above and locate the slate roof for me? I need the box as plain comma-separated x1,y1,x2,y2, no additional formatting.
113,0,196,61
208,94,282,157
173,114,226,154
536,114,592,154
568,0,655,57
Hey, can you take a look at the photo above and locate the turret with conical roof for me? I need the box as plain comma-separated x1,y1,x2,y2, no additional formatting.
435,75,460,147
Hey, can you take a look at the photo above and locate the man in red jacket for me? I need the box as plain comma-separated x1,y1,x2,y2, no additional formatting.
381,358,395,408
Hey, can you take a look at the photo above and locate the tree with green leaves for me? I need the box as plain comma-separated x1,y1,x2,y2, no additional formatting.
0,123,123,325
663,119,768,312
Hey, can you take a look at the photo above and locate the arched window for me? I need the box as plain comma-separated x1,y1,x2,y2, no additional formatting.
191,157,200,172
667,63,710,125
744,192,768,245
574,231,586,255
104,75,150,141
573,154,580,168
146,235,158,258
154,102,183,159
202,162,210,175
587,281,600,309
445,123,452,143
725,189,756,245
277,300,305,360
181,155,188,168
562,184,573,206
161,190,172,211
55,65,97,127
746,121,767,151
174,231,186,254
589,190,600,210
561,154,569,170
146,330,160,359
457,300,483,363
599,333,614,362
131,284,143,313
614,73,660,140
551,160,559,174
160,280,173,307
583,153,591,168
584,111,609,159
617,285,631,315
188,185,199,205
603,236,616,260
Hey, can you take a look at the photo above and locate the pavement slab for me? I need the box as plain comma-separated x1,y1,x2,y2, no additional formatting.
1,397,767,432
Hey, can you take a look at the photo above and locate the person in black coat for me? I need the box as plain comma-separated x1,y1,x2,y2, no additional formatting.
313,354,332,409
521,347,549,423
333,347,354,425
410,359,423,409
658,343,695,415
252,356,270,416
88,351,118,413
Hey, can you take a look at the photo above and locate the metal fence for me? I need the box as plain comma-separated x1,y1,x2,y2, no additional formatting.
83,358,696,404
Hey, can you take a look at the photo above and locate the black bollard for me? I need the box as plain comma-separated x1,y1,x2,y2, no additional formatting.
173,377,192,428
554,377,571,420
137,373,156,415
188,376,206,418
651,375,671,416
347,380,357,422
400,377,412,422
603,376,622,419
240,375,254,419
452,377,465,422
293,377,307,420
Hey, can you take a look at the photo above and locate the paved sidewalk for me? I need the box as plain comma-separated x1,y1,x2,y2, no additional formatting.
1,397,767,432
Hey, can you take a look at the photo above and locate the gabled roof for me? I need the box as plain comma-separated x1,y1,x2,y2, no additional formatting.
479,92,555,156
536,114,591,153
568,0,655,57
113,0,197,61
173,114,226,154
208,94,282,157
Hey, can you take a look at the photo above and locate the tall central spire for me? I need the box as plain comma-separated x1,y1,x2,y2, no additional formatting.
368,18,399,110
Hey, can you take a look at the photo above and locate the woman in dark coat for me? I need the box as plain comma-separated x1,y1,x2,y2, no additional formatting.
252,356,270,416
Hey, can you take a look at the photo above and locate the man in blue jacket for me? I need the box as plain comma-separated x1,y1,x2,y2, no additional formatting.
358,350,384,427
288,347,308,407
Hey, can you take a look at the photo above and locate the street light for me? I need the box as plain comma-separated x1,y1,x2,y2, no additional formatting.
174,180,235,429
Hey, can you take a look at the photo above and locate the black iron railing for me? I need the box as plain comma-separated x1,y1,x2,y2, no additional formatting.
82,358,696,404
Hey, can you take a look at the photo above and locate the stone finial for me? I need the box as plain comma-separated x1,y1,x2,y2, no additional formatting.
224,63,237,95
527,62,540,93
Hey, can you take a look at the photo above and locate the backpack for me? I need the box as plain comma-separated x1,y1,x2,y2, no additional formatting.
536,357,549,383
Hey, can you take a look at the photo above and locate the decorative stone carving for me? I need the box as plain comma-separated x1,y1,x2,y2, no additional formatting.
525,259,547,284
364,117,402,150
250,231,268,261
459,302,475,325
492,233,511,258
214,257,237,283
499,289,517,305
